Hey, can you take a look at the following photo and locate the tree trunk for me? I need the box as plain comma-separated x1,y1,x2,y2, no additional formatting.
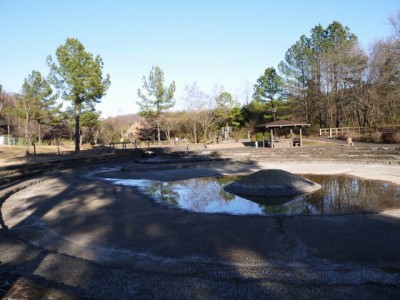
272,102,276,122
23,101,30,155
336,104,340,128
193,122,197,144
38,122,42,145
57,137,60,155
75,103,81,152
25,116,30,155
356,110,362,128
167,127,171,146
203,127,207,143
157,120,161,145
362,107,368,128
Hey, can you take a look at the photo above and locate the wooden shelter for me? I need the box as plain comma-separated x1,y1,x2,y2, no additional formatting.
256,120,310,148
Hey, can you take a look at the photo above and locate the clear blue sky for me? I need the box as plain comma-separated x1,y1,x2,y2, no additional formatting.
1,0,399,117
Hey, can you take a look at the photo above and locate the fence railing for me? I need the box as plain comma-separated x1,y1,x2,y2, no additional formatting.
319,127,371,137
0,136,22,145
107,140,187,149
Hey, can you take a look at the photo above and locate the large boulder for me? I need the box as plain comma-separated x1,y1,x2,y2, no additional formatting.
224,169,321,197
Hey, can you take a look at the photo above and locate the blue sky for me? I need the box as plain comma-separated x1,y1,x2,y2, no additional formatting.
1,0,399,117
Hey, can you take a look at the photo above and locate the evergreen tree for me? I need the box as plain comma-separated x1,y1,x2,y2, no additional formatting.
17,70,56,154
279,21,358,127
215,91,243,127
80,111,101,144
47,38,110,152
137,66,176,143
253,67,285,121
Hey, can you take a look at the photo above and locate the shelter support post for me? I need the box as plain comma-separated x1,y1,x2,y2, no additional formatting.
290,128,293,147
300,128,303,147
262,130,265,148
270,129,274,148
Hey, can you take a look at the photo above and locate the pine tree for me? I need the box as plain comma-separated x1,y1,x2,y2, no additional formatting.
47,38,110,152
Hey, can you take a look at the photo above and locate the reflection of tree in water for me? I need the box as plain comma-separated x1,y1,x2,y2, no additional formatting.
215,176,241,185
258,195,313,216
142,175,400,216
145,177,242,212
251,175,400,216
215,176,240,201
145,182,180,206
259,203,289,216
303,175,400,214
179,178,233,212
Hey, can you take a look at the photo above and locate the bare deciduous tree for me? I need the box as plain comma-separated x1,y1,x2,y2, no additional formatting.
159,113,180,145
181,83,219,143
99,118,120,144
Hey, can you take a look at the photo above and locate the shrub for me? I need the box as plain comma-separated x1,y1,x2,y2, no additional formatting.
254,132,263,141
357,135,372,143
370,131,382,143
254,132,271,141
386,132,400,143
231,131,245,141
347,133,362,141
308,125,320,135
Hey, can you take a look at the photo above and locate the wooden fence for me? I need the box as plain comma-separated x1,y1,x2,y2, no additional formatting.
319,127,371,137
108,140,189,149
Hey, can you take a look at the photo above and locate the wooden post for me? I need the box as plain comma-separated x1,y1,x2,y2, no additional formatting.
7,124,10,145
57,137,60,155
300,128,303,147
290,128,293,147
262,130,265,148
270,129,274,148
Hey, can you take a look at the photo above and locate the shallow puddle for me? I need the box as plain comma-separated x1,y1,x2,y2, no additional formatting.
101,174,400,216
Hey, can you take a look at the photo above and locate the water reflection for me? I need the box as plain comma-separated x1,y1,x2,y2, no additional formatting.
143,177,261,215
301,175,400,215
102,175,400,216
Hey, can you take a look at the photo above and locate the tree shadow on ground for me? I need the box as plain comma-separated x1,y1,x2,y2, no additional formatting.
1,161,400,299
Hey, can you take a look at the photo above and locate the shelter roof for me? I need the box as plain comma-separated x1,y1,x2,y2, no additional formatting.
256,120,310,128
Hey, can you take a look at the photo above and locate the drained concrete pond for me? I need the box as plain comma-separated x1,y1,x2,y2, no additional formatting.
2,160,400,299
100,174,400,216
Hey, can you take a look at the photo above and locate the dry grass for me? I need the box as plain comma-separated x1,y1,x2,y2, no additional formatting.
302,138,333,146
390,132,400,143
0,144,97,160
371,132,382,143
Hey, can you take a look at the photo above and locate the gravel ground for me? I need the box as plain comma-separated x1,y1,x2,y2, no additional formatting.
1,161,400,299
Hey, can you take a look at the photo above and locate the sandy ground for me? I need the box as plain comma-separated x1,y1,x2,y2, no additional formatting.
1,160,400,298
